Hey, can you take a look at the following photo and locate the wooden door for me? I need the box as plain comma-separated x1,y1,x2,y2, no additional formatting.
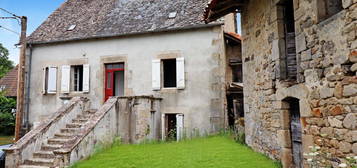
176,114,184,141
105,70,113,101
104,63,124,101
290,107,302,168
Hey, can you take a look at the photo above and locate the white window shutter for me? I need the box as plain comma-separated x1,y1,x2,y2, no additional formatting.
47,67,57,94
42,67,47,94
152,59,161,90
61,65,70,93
176,114,184,141
83,64,90,93
176,57,185,89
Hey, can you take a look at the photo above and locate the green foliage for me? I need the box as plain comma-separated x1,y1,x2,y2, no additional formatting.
71,136,278,168
0,94,16,135
0,43,14,79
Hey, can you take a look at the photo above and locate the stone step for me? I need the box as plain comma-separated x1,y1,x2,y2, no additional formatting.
24,158,54,167
19,165,50,168
85,109,97,114
72,118,88,123
41,144,62,151
76,114,91,119
33,151,55,159
54,133,74,139
47,138,74,145
66,123,83,128
60,128,79,134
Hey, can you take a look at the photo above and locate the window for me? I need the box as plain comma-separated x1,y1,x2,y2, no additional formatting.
163,59,177,88
230,59,243,83
317,0,343,21
42,66,57,94
283,0,297,81
152,57,185,90
0,85,6,92
72,65,83,92
61,64,90,93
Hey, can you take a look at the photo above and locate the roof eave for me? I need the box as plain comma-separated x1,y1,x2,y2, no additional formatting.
28,23,223,45
204,0,246,23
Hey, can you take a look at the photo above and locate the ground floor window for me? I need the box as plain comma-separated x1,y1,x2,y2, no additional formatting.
72,65,83,92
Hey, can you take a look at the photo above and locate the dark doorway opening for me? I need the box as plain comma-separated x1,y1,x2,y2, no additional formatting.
282,0,297,81
226,94,244,128
165,114,177,141
163,59,177,88
285,97,302,168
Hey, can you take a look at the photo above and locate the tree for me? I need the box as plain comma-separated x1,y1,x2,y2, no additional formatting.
0,43,14,79
0,92,16,135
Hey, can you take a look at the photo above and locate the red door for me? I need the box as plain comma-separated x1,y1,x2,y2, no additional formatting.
105,64,124,101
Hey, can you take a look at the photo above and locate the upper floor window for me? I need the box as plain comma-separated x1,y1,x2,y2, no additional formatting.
152,57,185,90
317,0,343,22
230,59,243,83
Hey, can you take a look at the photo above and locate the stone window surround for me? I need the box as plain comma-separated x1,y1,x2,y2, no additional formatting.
156,51,182,93
275,84,313,167
272,0,303,83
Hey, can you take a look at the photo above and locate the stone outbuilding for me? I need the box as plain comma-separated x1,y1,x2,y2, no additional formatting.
205,0,357,167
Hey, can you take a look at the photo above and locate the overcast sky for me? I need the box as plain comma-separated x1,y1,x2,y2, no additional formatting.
0,0,65,64
0,1,241,64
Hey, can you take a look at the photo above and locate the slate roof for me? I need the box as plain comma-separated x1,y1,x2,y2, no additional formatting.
0,66,18,97
28,0,220,44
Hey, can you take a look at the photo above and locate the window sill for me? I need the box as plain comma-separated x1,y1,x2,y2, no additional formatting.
160,88,179,93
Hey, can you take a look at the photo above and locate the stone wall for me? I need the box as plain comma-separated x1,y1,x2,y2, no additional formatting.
241,0,356,167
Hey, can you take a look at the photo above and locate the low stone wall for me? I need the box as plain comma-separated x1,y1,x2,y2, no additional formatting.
4,97,89,168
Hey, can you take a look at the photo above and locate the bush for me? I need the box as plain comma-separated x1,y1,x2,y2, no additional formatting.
0,94,16,135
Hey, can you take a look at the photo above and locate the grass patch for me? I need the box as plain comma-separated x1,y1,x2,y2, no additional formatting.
72,135,279,168
0,135,13,145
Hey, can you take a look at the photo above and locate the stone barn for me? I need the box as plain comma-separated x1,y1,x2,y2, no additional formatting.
205,0,357,167
5,0,243,167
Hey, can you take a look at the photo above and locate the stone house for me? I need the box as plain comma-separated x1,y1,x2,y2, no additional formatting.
5,0,243,167
205,0,357,167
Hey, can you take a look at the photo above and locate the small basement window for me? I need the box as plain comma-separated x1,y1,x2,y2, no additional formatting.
317,0,343,22
72,65,83,92
163,59,177,88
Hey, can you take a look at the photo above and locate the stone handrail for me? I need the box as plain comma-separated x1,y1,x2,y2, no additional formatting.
52,96,119,167
4,97,89,167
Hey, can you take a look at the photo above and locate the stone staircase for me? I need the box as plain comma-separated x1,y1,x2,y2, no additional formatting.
18,109,97,168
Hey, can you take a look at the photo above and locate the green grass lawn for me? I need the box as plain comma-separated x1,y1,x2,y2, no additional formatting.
0,135,13,145
72,136,280,168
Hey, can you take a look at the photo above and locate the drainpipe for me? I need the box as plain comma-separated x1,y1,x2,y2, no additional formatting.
24,44,33,132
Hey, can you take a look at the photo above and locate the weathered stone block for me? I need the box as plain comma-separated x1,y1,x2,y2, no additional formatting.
277,130,291,148
342,0,352,8
299,99,312,117
339,141,352,153
320,86,334,99
343,84,357,97
334,83,343,99
301,49,312,61
281,148,293,168
330,105,344,116
352,131,357,142
353,143,357,154
328,117,343,128
351,63,357,71
350,50,357,63
343,113,357,129
321,127,333,136
295,34,306,53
